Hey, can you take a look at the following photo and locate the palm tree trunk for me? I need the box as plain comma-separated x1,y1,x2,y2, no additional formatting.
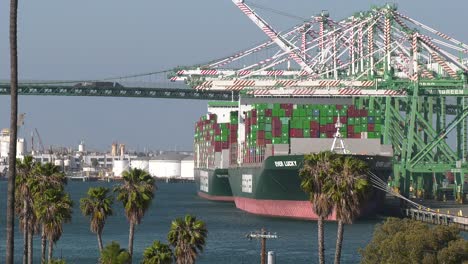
318,216,325,264
48,239,53,262
23,203,29,264
128,221,135,261
97,230,103,252
334,220,344,264
6,0,19,262
41,228,46,264
27,226,33,264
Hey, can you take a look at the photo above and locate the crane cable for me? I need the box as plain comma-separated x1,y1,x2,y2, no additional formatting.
246,1,310,22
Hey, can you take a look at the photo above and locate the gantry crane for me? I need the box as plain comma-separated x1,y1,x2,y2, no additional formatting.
171,3,468,201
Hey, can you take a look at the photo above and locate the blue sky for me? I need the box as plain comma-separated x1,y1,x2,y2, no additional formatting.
0,0,467,151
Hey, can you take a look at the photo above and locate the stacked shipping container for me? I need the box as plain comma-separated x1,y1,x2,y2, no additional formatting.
195,103,384,166
194,112,238,168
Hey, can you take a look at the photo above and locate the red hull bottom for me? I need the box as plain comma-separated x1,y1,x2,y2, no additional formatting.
234,197,337,221
197,192,234,202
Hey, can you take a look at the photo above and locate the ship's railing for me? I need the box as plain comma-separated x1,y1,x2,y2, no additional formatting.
234,142,266,165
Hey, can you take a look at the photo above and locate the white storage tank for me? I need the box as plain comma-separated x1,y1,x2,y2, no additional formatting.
181,156,194,179
0,140,9,158
130,159,150,172
16,138,26,156
148,153,188,178
54,159,64,167
113,160,130,177
78,141,85,152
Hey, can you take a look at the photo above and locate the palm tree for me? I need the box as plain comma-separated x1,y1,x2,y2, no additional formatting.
299,151,337,264
168,215,207,264
80,187,113,252
30,163,67,264
15,156,36,264
6,0,19,261
34,188,73,263
142,240,173,264
114,168,156,260
99,242,131,264
328,155,369,264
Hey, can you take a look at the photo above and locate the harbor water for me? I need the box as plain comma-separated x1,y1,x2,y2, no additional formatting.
0,181,381,263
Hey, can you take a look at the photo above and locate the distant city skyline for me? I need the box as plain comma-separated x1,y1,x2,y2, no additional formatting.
1,0,467,150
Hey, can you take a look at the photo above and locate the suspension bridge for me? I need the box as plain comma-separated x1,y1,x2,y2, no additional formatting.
1,1,468,201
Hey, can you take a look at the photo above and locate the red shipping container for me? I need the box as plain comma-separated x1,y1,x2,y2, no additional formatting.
251,110,257,117
222,142,229,149
320,125,327,132
360,109,368,116
311,121,319,129
265,139,272,144
251,117,257,125
257,139,265,146
340,116,347,124
285,109,292,117
368,124,375,132
333,117,338,123
289,129,295,137
347,133,354,138
336,105,343,110
215,142,222,152
347,125,354,133
354,133,361,139
257,131,265,139
265,109,272,117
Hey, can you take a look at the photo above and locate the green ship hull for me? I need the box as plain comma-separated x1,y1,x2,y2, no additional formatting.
194,168,234,202
228,154,393,220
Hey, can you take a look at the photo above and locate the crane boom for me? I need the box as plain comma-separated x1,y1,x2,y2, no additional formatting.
232,0,313,74
35,128,45,153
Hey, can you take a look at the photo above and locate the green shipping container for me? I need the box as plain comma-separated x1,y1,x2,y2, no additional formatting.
320,117,327,125
348,118,355,125
327,117,334,124
361,124,368,131
272,108,279,117
281,138,289,144
266,132,272,139
320,133,327,138
375,124,382,132
303,129,310,137
361,117,368,124
303,120,310,129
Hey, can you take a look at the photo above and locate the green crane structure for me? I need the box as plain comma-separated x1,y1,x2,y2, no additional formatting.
173,3,468,201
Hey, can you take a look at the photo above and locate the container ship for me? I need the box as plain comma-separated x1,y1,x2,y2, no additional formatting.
194,98,393,220
193,102,239,201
